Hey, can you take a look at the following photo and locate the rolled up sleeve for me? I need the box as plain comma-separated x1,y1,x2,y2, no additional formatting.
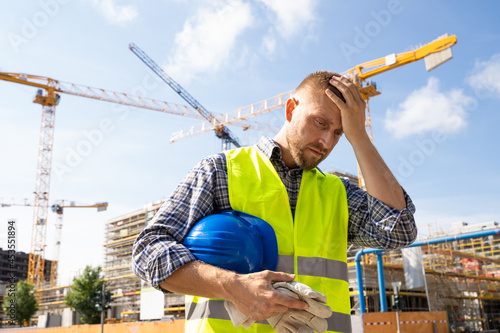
343,178,417,250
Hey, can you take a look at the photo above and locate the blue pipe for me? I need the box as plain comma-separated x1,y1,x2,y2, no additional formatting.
377,253,388,312
355,249,366,314
355,227,500,314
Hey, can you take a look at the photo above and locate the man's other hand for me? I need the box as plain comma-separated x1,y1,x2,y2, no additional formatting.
224,270,309,321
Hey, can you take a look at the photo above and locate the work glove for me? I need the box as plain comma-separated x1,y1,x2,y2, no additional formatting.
224,300,255,329
266,308,325,333
272,281,332,319
267,282,332,333
224,281,332,332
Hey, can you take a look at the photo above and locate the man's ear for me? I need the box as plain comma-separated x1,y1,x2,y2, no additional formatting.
285,98,297,122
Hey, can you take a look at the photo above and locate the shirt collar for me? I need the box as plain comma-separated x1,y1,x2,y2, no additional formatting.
256,136,326,176
256,136,282,160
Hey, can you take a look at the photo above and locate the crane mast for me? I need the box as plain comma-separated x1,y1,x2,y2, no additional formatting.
129,43,241,150
28,87,60,287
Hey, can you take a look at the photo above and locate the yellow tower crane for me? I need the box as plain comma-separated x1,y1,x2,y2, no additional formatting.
170,34,457,186
343,33,457,186
0,72,282,287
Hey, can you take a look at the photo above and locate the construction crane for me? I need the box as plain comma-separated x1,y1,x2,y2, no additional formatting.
0,198,107,286
0,71,281,287
168,34,457,186
342,34,457,139
342,33,457,187
169,90,293,144
49,200,108,286
129,43,241,150
0,72,190,288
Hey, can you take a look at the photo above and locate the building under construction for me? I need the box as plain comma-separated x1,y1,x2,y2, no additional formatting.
102,201,184,322
348,220,500,332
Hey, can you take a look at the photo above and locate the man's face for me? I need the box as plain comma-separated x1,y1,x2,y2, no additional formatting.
285,90,343,170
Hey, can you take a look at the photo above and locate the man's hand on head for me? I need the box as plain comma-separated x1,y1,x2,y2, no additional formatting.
325,75,368,146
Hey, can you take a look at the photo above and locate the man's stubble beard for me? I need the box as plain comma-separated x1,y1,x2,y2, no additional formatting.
285,127,327,170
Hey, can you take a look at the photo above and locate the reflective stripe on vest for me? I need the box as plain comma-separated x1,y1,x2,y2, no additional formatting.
185,298,352,333
185,146,351,333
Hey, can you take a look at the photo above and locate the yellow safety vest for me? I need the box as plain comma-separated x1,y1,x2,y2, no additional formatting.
185,146,351,333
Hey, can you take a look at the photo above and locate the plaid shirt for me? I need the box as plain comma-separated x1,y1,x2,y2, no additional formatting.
132,137,417,290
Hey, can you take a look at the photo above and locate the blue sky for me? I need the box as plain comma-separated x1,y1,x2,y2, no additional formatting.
1,0,499,285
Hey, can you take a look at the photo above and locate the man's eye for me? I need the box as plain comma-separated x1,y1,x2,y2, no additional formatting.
315,119,326,127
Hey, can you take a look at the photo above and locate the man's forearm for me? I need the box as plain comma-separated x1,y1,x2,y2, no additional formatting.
160,261,308,321
351,135,406,210
326,75,407,211
160,260,235,299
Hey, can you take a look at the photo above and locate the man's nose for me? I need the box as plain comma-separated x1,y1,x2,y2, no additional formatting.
318,131,335,149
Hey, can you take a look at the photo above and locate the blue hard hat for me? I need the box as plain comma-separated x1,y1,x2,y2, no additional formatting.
183,210,278,274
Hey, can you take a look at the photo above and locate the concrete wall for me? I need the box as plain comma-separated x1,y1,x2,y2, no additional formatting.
47,314,62,328
37,314,47,328
37,313,62,328
61,308,75,327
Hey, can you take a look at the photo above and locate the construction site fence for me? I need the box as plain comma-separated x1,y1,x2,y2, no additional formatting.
362,311,448,333
0,320,185,333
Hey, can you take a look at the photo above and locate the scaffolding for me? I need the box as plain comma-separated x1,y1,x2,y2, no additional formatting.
102,201,185,322
348,221,500,332
102,201,160,321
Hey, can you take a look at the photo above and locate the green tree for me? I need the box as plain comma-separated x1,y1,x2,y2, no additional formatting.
2,280,39,326
65,266,104,324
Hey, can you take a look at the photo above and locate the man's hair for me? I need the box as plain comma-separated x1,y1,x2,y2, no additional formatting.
295,70,346,103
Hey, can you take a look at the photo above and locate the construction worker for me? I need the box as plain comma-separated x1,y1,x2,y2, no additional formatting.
132,71,417,333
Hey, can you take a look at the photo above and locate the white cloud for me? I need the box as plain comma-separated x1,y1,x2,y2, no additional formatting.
92,0,138,25
258,0,318,39
165,0,253,83
261,28,276,56
467,53,500,99
385,77,474,138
